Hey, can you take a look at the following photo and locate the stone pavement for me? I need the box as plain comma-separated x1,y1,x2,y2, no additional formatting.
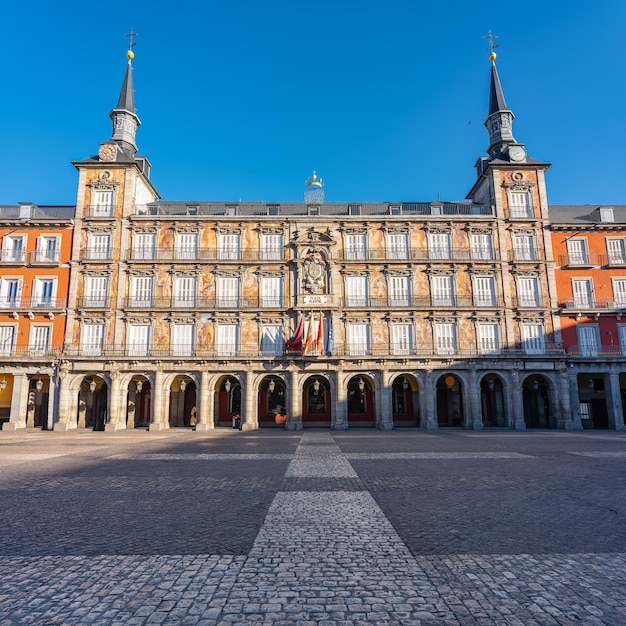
0,428,626,625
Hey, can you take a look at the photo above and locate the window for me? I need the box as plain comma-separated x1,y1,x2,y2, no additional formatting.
392,323,412,355
0,325,16,355
91,190,115,216
260,276,282,307
127,324,150,356
81,323,104,356
29,325,51,355
513,234,536,260
473,276,497,307
471,233,493,260
32,278,56,307
572,278,594,308
429,232,451,259
266,205,279,216
225,205,238,216
84,276,108,307
261,325,284,356
509,191,533,218
35,235,60,263
517,277,540,307
1,235,26,263
567,239,590,266
345,276,368,307
600,207,614,223
348,205,361,216
577,324,600,357
478,323,500,354
389,205,402,216
345,234,366,260
387,233,408,259
172,324,194,356
388,275,410,307
217,233,240,260
0,278,22,307
133,233,156,260
261,233,283,260
613,279,626,306
307,206,320,216
607,239,626,265
521,323,545,354
434,322,457,355
174,276,196,307
129,276,153,307
217,277,239,307
347,323,369,356
88,234,111,260
175,233,198,260
431,275,454,306
217,324,238,356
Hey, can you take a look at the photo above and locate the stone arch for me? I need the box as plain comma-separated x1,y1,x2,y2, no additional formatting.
391,373,419,427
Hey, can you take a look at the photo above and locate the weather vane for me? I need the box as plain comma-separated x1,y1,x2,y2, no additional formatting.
483,30,499,61
125,28,138,51
124,28,138,60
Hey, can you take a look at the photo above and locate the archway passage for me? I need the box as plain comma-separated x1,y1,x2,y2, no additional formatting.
480,375,506,427
523,375,555,428
78,377,108,431
347,376,374,428
169,377,196,427
577,374,608,430
392,376,417,427
218,376,241,427
437,374,464,427
28,377,49,429
258,376,287,428
302,376,331,427
128,378,151,428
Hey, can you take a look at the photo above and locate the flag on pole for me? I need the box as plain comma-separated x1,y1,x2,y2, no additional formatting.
325,315,333,357
303,311,315,355
316,312,324,355
285,315,304,351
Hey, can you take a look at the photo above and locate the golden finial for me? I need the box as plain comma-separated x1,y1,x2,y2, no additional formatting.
483,30,499,62
125,28,138,60
306,170,323,188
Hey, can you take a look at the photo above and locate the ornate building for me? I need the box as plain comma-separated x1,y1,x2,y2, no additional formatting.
0,47,623,432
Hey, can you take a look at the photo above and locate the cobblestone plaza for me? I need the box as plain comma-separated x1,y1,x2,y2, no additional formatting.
1,429,626,624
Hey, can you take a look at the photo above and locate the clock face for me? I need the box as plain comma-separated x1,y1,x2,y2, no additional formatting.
509,145,526,162
98,144,116,162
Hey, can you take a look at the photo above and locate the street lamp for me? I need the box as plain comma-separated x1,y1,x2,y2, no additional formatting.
313,379,320,395
532,380,539,391
89,379,97,394
588,378,595,390
488,379,495,391
268,379,275,394
180,379,187,393
0,378,6,391
136,379,143,393
402,377,409,392
35,379,43,393
225,379,231,393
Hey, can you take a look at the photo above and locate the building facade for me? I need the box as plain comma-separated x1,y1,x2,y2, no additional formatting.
0,51,623,432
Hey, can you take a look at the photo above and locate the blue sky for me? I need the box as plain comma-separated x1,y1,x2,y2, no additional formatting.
1,1,624,205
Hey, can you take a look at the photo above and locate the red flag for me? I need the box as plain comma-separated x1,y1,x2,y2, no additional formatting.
285,315,304,351
303,311,315,355
316,312,324,355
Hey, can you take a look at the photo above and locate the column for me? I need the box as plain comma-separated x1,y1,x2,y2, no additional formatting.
149,368,168,431
196,370,214,431
424,370,437,430
54,366,76,430
2,374,29,431
511,368,526,430
333,371,348,430
469,369,483,430
105,370,124,431
606,372,626,431
378,369,393,430
287,369,302,431
242,370,257,431
567,369,583,430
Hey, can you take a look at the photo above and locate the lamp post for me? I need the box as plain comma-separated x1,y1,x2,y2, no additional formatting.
88,378,97,429
179,379,187,426
35,378,44,430
0,377,6,391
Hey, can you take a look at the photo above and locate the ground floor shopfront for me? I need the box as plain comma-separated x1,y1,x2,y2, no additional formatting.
2,359,626,433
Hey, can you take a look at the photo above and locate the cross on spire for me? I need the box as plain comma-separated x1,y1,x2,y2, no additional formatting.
483,30,499,53
125,28,139,51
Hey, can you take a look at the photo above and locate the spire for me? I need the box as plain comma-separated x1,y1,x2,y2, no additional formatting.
107,32,141,155
482,31,518,157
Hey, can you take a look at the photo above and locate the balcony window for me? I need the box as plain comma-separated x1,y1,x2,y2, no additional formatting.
517,277,540,307
175,233,198,260
345,276,368,307
1,235,26,263
129,276,153,307
473,276,497,307
509,191,533,218
260,276,282,307
84,276,108,307
127,324,150,356
567,239,590,266
172,323,194,356
392,323,412,355
345,234,366,260
91,190,115,216
513,234,536,260
173,276,196,307
35,236,60,263
388,275,410,307
216,324,238,356
0,325,16,355
217,276,239,307
612,279,626,307
88,234,111,260
521,323,545,355
261,325,284,356
428,233,451,259
387,233,408,260
217,233,240,260
29,325,51,355
261,233,283,260
347,323,369,356
477,323,500,354
431,275,454,307
81,323,104,356
577,324,600,357
32,278,56,307
572,278,594,308
133,233,156,260
434,322,457,355
471,233,493,260
607,238,626,265
0,278,22,308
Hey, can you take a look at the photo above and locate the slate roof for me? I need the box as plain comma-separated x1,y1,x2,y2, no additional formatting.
549,204,626,225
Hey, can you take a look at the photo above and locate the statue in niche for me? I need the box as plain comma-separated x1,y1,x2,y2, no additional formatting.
303,250,327,294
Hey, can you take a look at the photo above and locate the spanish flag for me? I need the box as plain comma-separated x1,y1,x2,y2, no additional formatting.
303,311,315,355
316,312,324,355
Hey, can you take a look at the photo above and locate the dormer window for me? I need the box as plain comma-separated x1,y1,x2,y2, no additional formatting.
389,205,402,216
348,205,361,216
307,206,320,216
600,207,614,223
266,205,280,216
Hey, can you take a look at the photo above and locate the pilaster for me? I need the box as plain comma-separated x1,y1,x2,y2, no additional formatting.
2,374,29,430
195,370,214,431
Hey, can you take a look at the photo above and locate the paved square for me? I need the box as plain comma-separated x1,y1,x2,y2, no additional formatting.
1,428,626,625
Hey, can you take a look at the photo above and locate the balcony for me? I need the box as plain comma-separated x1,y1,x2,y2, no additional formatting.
0,297,67,310
82,247,118,261
339,295,504,309
85,206,115,218
512,296,546,308
77,297,114,308
509,248,539,262
599,253,626,267
0,250,26,264
30,250,61,264
560,299,626,312
126,248,287,262
559,252,598,268
565,344,624,357
122,295,290,309
337,247,475,262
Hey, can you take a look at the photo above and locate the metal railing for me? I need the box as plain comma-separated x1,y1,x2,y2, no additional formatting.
560,299,626,311
30,250,62,264
565,344,625,356
559,253,598,267
0,297,67,309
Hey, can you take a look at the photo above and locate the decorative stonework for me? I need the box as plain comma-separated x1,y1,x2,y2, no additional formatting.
87,171,120,191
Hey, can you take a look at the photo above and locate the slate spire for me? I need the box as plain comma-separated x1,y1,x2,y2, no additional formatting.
484,48,516,156
108,51,141,155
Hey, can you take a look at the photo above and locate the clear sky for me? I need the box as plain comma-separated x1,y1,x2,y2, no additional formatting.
1,1,624,206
